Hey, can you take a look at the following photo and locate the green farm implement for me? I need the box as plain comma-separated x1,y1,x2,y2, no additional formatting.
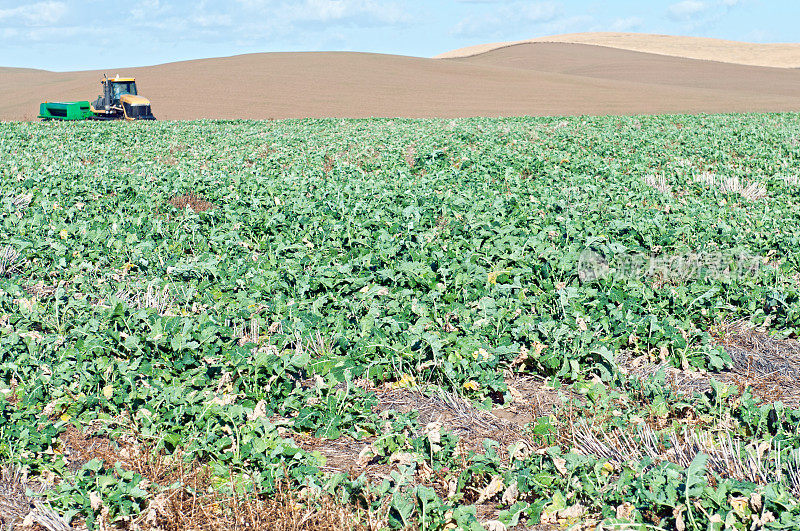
38,101,93,121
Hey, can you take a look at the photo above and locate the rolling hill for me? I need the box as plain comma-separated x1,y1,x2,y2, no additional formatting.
2,34,799,121
436,32,800,68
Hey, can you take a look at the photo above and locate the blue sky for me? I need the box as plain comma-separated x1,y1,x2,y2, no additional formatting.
0,0,796,71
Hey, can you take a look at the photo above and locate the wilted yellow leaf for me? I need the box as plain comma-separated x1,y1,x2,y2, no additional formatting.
749,492,762,512
391,373,417,389
730,496,749,518
616,502,635,520
473,348,491,361
89,492,103,511
20,330,43,342
502,481,519,505
463,380,480,391
485,521,506,531
248,399,268,421
553,456,568,475
533,342,546,356
476,475,504,504
389,452,415,466
487,270,508,285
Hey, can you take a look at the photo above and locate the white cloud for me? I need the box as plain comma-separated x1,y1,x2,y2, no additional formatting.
451,1,562,38
235,0,408,26
667,0,709,20
665,0,747,30
130,0,165,21
609,16,643,32
192,13,234,28
4,24,105,45
288,0,409,24
537,14,594,36
743,28,770,42
0,1,67,26
517,2,561,22
298,0,367,21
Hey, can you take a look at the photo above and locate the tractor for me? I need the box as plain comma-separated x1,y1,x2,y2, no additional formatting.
39,74,156,121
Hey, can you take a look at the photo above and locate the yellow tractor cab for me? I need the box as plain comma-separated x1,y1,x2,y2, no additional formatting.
90,74,155,120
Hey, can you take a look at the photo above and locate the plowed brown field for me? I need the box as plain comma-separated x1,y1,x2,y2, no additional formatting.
3,39,799,120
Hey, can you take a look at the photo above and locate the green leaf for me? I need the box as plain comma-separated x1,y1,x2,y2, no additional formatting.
686,453,709,498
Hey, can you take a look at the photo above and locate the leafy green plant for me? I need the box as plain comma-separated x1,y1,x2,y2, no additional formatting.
3,114,800,528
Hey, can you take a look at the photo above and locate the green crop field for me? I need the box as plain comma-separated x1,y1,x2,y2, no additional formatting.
2,115,800,530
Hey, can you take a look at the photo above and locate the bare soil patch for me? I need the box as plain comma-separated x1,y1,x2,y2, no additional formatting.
619,320,800,407
290,380,569,479
5,422,389,531
168,194,215,212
